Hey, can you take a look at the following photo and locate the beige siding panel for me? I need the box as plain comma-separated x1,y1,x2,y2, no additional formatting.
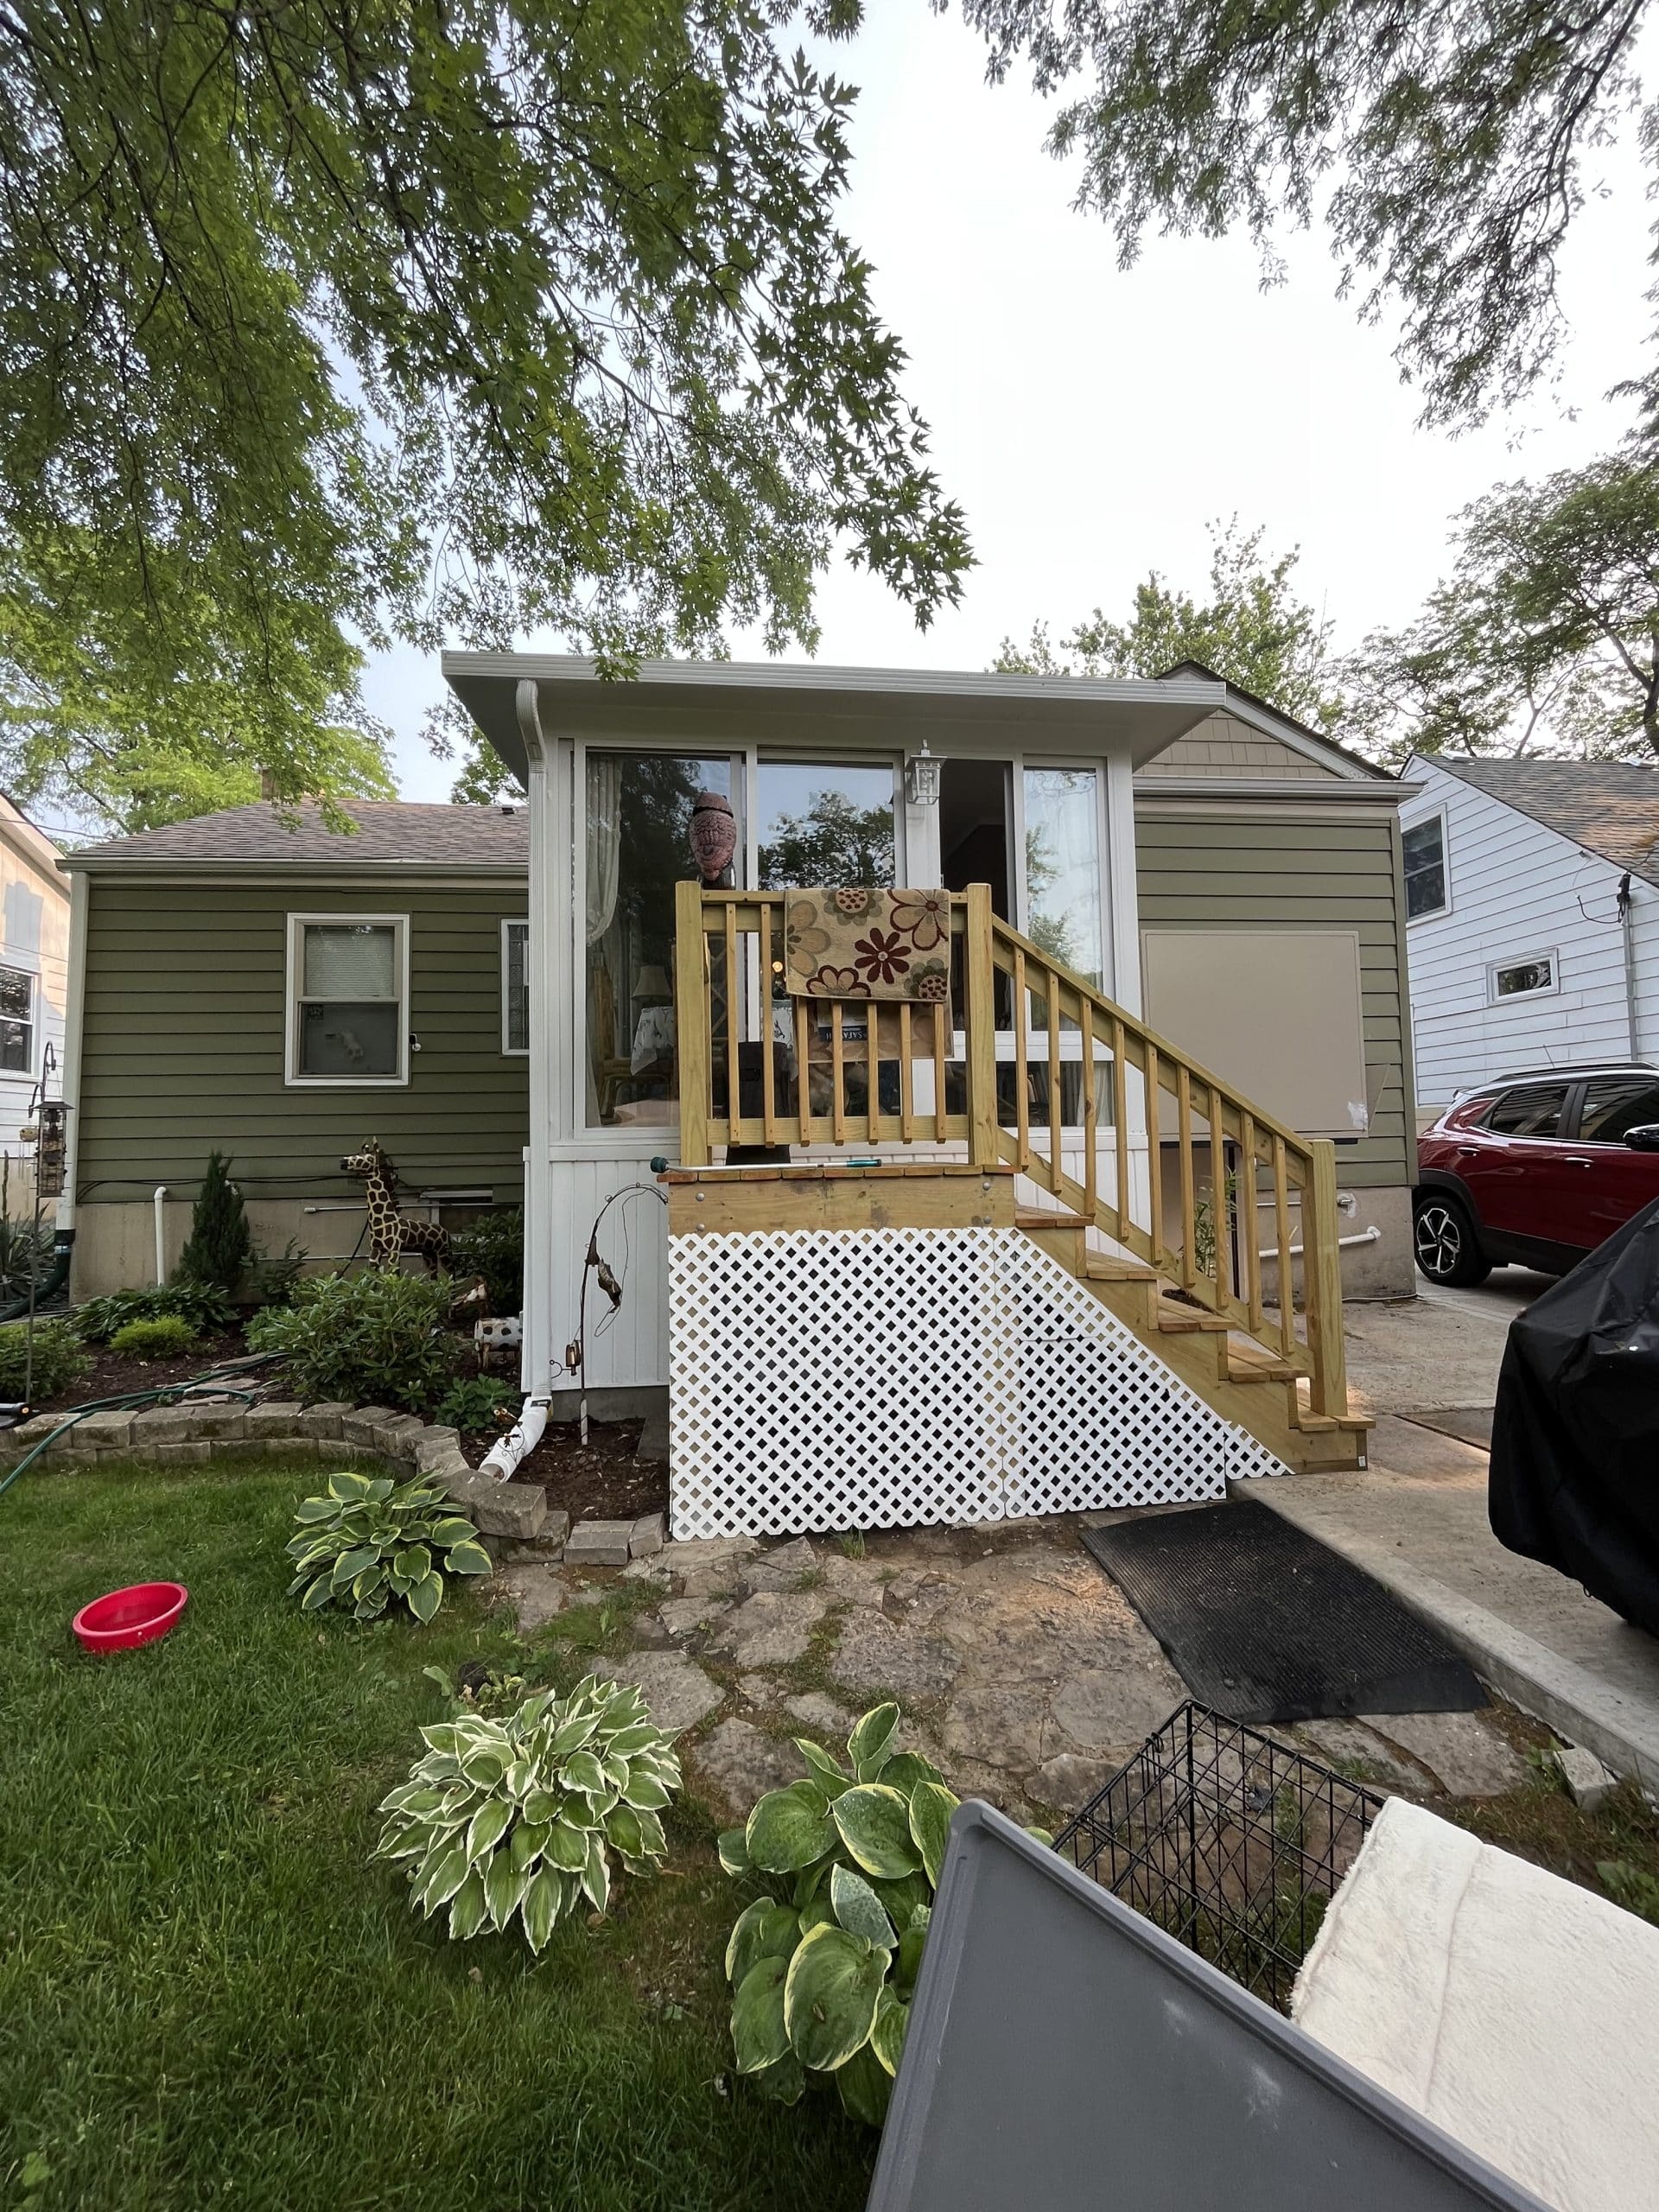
1135,808,1410,1191
77,879,530,1202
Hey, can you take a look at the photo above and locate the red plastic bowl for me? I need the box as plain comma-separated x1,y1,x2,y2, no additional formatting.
72,1581,188,1653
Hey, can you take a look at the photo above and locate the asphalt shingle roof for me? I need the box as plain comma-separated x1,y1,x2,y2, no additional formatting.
66,800,530,869
1431,757,1659,889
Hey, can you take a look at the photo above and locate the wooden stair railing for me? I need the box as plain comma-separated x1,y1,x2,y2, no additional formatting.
673,880,1353,1429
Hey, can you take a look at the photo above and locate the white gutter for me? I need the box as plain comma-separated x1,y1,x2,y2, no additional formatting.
154,1187,168,1284
54,869,89,1238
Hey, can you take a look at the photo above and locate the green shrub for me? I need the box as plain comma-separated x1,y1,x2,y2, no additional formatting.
176,1150,253,1292
0,1317,91,1400
109,1314,199,1359
448,1206,524,1315
435,1375,521,1432
246,1268,461,1410
73,1282,235,1344
719,1704,1038,2127
375,1674,681,1946
245,1236,308,1307
0,1215,56,1303
286,1470,492,1622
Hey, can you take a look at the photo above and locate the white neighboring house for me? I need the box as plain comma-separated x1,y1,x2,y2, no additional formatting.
1400,756,1659,1116
0,795,68,1178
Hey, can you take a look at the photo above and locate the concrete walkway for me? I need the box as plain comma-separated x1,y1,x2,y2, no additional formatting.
1256,1275,1659,1793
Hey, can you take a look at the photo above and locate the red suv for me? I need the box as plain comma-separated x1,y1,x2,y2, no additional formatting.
1414,1065,1659,1285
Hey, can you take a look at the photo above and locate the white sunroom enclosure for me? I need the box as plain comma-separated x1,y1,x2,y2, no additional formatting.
442,655,1294,1402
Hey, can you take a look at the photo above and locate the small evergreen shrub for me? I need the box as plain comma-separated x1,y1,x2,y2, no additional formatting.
246,1268,461,1410
109,1314,199,1358
73,1283,235,1344
287,1470,491,1622
0,1317,90,1400
245,1236,308,1307
176,1150,252,1292
435,1375,521,1433
448,1206,524,1315
375,1675,681,1945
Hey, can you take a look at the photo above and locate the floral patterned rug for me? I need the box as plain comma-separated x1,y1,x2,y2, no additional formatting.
784,887,952,1002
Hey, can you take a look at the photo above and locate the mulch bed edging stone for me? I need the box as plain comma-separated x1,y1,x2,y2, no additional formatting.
1,1397,664,1562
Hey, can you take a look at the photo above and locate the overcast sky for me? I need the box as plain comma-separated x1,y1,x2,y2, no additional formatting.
385,3,1659,798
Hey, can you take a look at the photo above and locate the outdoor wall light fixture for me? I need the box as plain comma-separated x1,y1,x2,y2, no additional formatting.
905,741,941,808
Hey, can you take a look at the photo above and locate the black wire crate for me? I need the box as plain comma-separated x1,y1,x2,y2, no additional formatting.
1052,1700,1384,2012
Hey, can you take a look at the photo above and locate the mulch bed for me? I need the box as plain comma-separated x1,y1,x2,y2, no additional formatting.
21,1332,253,1421
473,1415,667,1522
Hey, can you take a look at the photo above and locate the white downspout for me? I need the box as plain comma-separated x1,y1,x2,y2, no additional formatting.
153,1186,168,1285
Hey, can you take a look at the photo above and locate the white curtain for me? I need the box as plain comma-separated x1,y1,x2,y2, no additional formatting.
586,755,622,946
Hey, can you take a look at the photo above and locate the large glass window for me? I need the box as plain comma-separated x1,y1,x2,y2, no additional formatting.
756,761,897,889
1404,814,1447,919
1577,1075,1659,1143
586,751,733,1128
0,967,33,1073
288,917,406,1083
1023,767,1103,989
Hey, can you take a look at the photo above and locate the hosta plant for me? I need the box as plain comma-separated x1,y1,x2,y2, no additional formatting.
374,1675,682,1947
285,1471,491,1622
718,1703,961,2128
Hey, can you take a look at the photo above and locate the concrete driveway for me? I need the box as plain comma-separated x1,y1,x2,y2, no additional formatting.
1256,1271,1659,1790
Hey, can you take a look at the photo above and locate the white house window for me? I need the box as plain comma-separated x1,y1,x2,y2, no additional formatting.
1489,952,1557,1003
0,967,34,1073
1023,766,1103,989
1403,813,1448,919
502,919,529,1054
286,916,409,1084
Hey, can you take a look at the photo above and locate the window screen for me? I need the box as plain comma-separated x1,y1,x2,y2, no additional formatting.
1577,1076,1659,1143
293,919,404,1080
1485,1082,1567,1138
1403,816,1446,919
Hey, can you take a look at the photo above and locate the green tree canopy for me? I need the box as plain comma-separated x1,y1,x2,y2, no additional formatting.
955,0,1651,426
0,0,970,831
993,518,1340,728
758,790,895,887
1346,448,1659,766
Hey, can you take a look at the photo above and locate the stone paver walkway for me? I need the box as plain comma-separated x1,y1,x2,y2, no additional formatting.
498,1515,1541,1822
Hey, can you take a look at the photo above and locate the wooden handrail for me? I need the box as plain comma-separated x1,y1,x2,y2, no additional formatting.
671,880,1351,1423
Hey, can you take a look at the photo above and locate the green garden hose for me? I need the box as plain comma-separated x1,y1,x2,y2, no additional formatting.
0,1352,279,1502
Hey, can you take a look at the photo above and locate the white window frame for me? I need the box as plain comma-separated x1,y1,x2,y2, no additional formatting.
1402,806,1450,924
1487,948,1559,1006
501,918,530,1056
284,912,410,1087
0,963,35,1077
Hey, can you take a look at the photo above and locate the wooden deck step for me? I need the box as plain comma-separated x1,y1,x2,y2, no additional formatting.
1083,1255,1159,1284
1015,1206,1086,1231
1224,1344,1296,1384
1154,1295,1230,1334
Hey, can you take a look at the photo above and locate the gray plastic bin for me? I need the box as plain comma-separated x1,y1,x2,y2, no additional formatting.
867,1801,1547,2212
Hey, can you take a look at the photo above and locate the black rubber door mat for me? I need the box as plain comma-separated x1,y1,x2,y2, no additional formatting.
1081,1498,1485,1724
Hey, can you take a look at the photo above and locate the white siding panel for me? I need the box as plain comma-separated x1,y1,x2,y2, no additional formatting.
544,1155,671,1393
1402,762,1637,1108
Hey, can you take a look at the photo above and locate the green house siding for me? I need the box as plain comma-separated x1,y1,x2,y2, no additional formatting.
1134,807,1414,1192
76,877,531,1200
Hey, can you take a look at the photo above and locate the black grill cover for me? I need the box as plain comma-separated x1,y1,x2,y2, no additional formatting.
1489,1198,1659,1633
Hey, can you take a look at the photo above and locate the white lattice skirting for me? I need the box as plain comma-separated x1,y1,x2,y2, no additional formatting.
667,1224,1287,1538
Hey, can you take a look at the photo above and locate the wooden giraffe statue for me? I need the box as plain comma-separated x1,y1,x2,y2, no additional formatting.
340,1141,454,1273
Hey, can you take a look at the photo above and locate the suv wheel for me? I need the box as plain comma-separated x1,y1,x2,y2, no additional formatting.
1413,1191,1491,1287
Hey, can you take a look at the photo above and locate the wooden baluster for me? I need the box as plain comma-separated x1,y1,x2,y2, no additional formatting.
1305,1139,1349,1416
1082,1000,1098,1223
1272,1135,1294,1358
831,1003,846,1147
866,1000,878,1145
1046,964,1062,1195
1208,1083,1231,1307
1177,1065,1196,1291
673,880,710,1166
1241,1111,1264,1338
759,902,777,1147
722,902,741,1143
793,996,811,1143
1013,948,1029,1172
899,1003,914,1142
931,1003,949,1142
964,885,998,1167
1109,1014,1128,1242
1146,1043,1163,1264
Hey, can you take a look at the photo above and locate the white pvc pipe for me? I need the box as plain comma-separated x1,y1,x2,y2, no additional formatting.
1273,1225,1383,1260
154,1185,168,1285
480,1394,550,1482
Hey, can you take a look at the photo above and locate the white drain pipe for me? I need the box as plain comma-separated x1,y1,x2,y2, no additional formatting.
480,1393,550,1481
153,1185,168,1285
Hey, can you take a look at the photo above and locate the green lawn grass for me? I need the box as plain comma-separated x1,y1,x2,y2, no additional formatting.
0,1459,874,2211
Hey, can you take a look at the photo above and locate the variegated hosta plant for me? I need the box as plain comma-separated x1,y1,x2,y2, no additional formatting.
287,1471,493,1621
718,1703,958,2128
375,1675,681,1948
